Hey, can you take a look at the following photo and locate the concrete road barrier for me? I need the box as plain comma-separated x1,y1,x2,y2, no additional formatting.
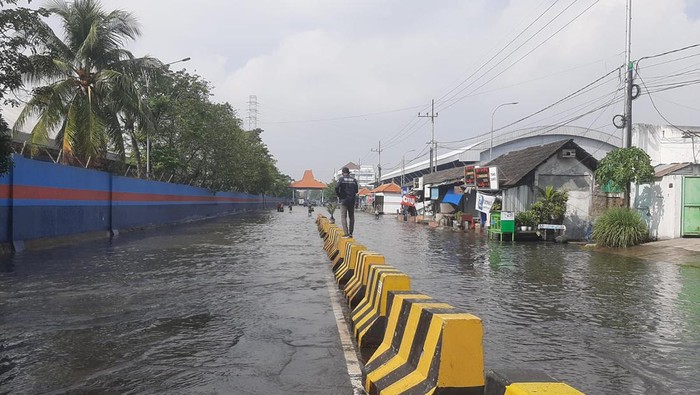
331,236,358,271
363,292,485,395
344,251,385,308
351,271,412,354
484,369,585,395
334,242,367,286
324,226,342,261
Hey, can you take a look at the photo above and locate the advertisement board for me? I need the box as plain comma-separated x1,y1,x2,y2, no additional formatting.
464,166,475,186
475,167,490,189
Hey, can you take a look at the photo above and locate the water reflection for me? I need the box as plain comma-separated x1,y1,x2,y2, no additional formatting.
356,213,700,395
0,211,698,394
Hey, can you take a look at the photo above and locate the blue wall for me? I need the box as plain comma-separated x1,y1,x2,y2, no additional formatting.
0,155,283,245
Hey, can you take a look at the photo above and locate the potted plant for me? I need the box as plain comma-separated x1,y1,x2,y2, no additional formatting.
515,211,528,231
531,186,568,224
326,202,338,223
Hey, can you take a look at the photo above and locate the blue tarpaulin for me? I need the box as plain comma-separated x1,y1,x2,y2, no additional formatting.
441,190,463,206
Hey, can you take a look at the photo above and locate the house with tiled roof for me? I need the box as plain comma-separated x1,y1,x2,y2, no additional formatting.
370,182,402,214
485,139,598,240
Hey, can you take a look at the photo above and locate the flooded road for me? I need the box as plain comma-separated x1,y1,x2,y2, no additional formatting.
1,209,699,394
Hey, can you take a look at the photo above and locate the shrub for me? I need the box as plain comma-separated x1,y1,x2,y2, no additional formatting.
592,208,648,248
515,210,538,227
531,185,568,224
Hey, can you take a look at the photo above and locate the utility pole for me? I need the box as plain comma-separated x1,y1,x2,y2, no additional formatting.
418,99,438,173
624,0,633,149
371,141,383,184
623,0,634,208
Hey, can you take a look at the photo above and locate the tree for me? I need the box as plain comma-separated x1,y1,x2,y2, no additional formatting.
0,0,49,175
530,185,568,224
595,147,655,206
13,0,160,164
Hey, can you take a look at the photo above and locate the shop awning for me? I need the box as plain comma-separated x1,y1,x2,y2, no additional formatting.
441,189,463,206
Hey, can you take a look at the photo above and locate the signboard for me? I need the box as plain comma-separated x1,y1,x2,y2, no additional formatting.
475,192,496,213
475,167,490,189
401,194,416,207
464,166,475,186
475,166,499,190
501,211,514,221
489,167,499,190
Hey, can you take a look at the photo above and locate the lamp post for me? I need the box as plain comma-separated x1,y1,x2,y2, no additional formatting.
490,102,518,161
147,56,191,179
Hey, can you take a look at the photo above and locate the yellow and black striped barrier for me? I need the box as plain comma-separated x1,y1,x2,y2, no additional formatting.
352,268,411,351
325,226,342,261
313,214,585,395
484,369,585,395
363,292,485,395
334,241,366,286
344,251,385,308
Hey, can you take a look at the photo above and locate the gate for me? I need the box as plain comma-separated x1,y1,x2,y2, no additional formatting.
682,177,700,236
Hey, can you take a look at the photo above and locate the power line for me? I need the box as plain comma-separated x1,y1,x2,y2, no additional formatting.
437,0,601,114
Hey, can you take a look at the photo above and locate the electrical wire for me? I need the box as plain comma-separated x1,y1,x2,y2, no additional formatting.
437,0,601,114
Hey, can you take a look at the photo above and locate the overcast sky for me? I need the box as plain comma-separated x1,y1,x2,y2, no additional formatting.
19,0,700,181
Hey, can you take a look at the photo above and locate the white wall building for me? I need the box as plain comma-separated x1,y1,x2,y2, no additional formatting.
632,124,700,239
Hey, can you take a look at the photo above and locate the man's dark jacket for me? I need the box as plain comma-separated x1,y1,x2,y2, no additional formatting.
335,176,359,207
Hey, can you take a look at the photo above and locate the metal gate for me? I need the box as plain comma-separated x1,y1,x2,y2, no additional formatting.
682,176,700,236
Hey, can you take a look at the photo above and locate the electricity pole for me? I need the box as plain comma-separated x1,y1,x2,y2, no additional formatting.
624,0,633,149
371,141,383,184
418,99,438,173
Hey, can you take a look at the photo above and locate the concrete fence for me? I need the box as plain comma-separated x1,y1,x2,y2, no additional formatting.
0,155,282,250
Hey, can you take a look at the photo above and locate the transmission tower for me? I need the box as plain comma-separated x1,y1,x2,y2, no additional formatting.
247,95,259,130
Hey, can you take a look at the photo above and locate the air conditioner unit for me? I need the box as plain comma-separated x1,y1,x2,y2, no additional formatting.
561,149,576,158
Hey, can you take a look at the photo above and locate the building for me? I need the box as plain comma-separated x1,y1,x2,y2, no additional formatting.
335,162,376,188
484,139,598,240
630,124,700,239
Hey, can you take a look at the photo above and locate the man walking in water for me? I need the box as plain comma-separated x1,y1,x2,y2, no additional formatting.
335,167,359,238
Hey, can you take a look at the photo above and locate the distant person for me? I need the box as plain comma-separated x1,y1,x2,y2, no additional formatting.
308,204,314,217
288,203,293,213
335,167,359,238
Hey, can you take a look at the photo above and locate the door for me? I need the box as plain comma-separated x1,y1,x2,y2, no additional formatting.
682,177,700,236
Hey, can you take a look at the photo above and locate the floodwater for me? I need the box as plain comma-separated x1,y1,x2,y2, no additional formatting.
1,209,699,394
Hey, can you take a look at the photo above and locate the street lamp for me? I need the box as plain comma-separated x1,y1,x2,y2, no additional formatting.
164,57,191,68
147,56,191,179
490,102,518,161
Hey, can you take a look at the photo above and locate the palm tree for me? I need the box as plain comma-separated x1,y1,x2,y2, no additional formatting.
13,0,160,165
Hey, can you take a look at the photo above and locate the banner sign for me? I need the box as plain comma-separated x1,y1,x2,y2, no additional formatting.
401,194,416,207
475,192,496,213
464,166,475,186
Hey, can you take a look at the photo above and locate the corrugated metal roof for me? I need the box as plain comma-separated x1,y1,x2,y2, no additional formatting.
654,162,692,177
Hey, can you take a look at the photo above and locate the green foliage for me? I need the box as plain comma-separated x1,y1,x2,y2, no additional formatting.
592,207,648,248
323,179,338,203
515,210,538,227
13,0,161,163
530,185,568,224
1,0,48,176
0,118,14,175
595,147,655,194
326,202,337,217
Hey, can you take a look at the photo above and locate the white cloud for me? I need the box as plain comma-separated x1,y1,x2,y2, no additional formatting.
15,0,700,180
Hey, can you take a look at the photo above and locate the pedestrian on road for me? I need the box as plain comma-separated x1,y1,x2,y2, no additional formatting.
335,167,359,238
